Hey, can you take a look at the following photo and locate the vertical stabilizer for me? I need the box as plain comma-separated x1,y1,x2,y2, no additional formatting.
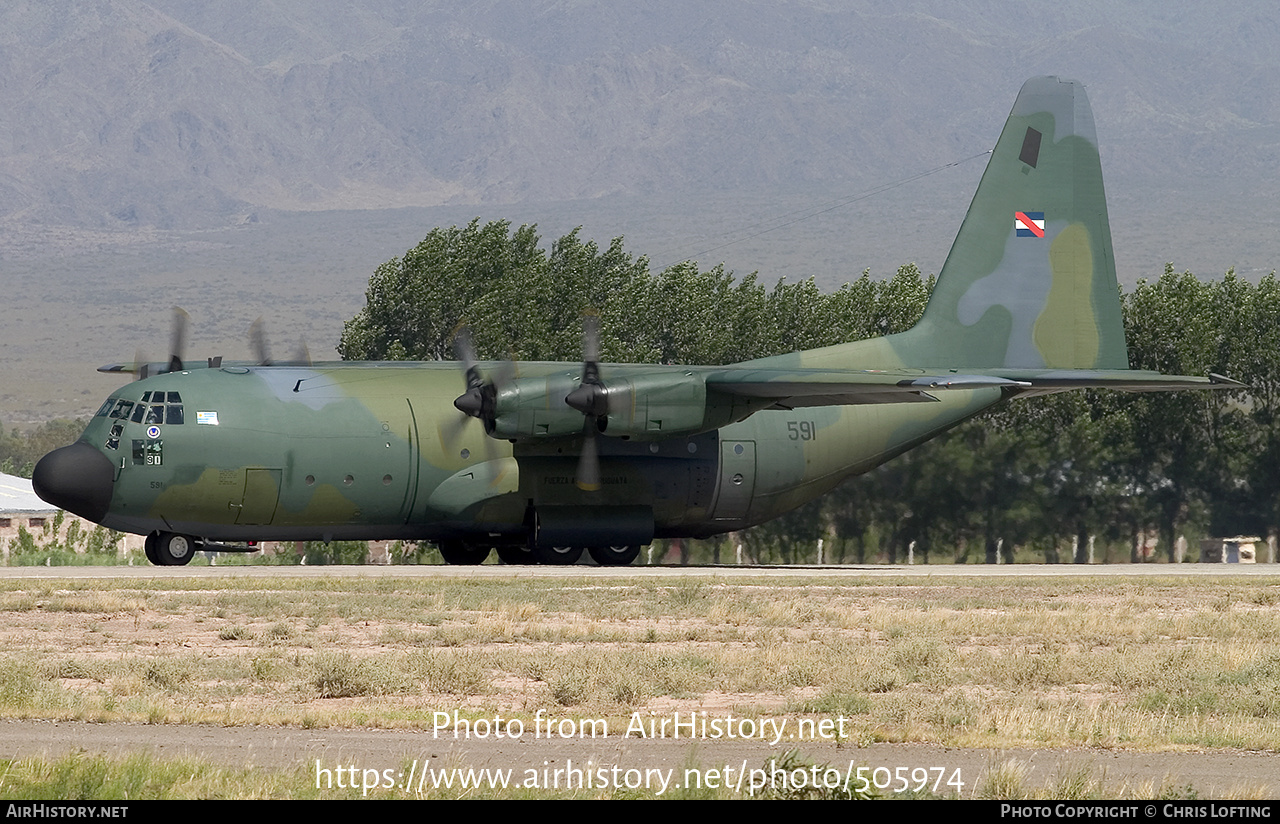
889,76,1128,370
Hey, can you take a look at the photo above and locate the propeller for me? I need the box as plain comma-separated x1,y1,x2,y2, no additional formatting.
106,309,314,378
245,318,311,366
132,307,190,380
168,307,189,372
446,327,514,461
565,315,607,491
248,317,272,365
446,318,615,492
450,328,499,431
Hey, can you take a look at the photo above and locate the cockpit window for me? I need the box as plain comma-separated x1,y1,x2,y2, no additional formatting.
128,392,186,425
95,399,115,417
109,400,134,420
105,422,123,451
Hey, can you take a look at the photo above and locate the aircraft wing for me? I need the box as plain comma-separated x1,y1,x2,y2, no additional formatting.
705,367,1242,409
705,368,1032,409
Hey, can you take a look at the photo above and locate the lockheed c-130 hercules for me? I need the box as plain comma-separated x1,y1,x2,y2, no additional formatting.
33,77,1237,566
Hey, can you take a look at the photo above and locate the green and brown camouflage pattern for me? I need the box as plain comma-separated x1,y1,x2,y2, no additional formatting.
37,77,1232,558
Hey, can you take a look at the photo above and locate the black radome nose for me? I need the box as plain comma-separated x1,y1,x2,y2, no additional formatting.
32,442,115,523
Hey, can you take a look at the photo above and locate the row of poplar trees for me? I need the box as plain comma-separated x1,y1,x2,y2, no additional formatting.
340,219,1280,564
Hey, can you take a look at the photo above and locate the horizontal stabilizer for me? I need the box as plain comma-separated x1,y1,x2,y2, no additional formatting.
990,369,1245,393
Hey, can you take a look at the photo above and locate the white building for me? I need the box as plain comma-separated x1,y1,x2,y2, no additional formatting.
0,471,143,559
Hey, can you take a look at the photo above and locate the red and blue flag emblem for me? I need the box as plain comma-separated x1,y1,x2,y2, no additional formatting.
1015,211,1045,237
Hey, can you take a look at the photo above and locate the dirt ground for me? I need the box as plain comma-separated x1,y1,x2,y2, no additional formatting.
3,565,1280,799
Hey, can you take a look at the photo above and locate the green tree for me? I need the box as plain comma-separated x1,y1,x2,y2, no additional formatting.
0,420,85,479
339,219,546,361
1120,267,1251,560
1239,273,1280,542
339,218,1277,565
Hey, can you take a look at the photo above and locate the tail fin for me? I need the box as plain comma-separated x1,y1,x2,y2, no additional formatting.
889,76,1128,370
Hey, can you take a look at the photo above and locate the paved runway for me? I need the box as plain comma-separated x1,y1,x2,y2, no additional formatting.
2,562,1280,579
1,718,1275,798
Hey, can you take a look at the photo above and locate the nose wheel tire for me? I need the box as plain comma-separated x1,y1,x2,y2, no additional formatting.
587,545,641,566
532,545,583,565
154,532,196,566
437,541,491,565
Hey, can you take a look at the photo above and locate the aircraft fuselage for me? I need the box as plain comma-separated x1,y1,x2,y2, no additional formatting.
37,77,1223,566
47,362,1001,551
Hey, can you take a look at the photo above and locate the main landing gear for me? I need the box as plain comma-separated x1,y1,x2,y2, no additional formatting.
435,542,642,566
587,545,641,566
436,540,491,565
144,532,199,566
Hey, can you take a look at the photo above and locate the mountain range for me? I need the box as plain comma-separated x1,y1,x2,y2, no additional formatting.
1,1,1277,426
2,0,1275,230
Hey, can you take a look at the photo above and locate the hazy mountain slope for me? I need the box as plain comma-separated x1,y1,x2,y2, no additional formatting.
1,1,1275,231
2,1,1278,426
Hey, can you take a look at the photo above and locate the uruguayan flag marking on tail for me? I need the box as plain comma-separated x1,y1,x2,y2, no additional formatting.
1015,211,1045,237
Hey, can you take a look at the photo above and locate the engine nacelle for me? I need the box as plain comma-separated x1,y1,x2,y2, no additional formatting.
488,374,589,440
596,371,712,437
487,370,745,442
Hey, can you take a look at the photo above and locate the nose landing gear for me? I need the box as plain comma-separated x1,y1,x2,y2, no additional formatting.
144,532,199,566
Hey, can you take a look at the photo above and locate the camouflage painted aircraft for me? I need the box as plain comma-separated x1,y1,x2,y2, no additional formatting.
33,76,1236,566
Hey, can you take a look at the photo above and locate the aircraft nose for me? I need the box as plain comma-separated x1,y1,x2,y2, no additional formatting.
32,442,115,523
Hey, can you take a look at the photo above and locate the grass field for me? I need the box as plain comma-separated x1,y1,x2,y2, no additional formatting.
1,571,1278,798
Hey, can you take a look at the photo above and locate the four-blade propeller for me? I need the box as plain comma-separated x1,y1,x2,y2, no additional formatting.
132,307,190,380
564,316,608,491
109,309,313,378
450,327,498,432
450,316,615,492
444,327,513,464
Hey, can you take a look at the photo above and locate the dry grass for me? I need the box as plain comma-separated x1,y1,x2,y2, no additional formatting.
2,574,1280,753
